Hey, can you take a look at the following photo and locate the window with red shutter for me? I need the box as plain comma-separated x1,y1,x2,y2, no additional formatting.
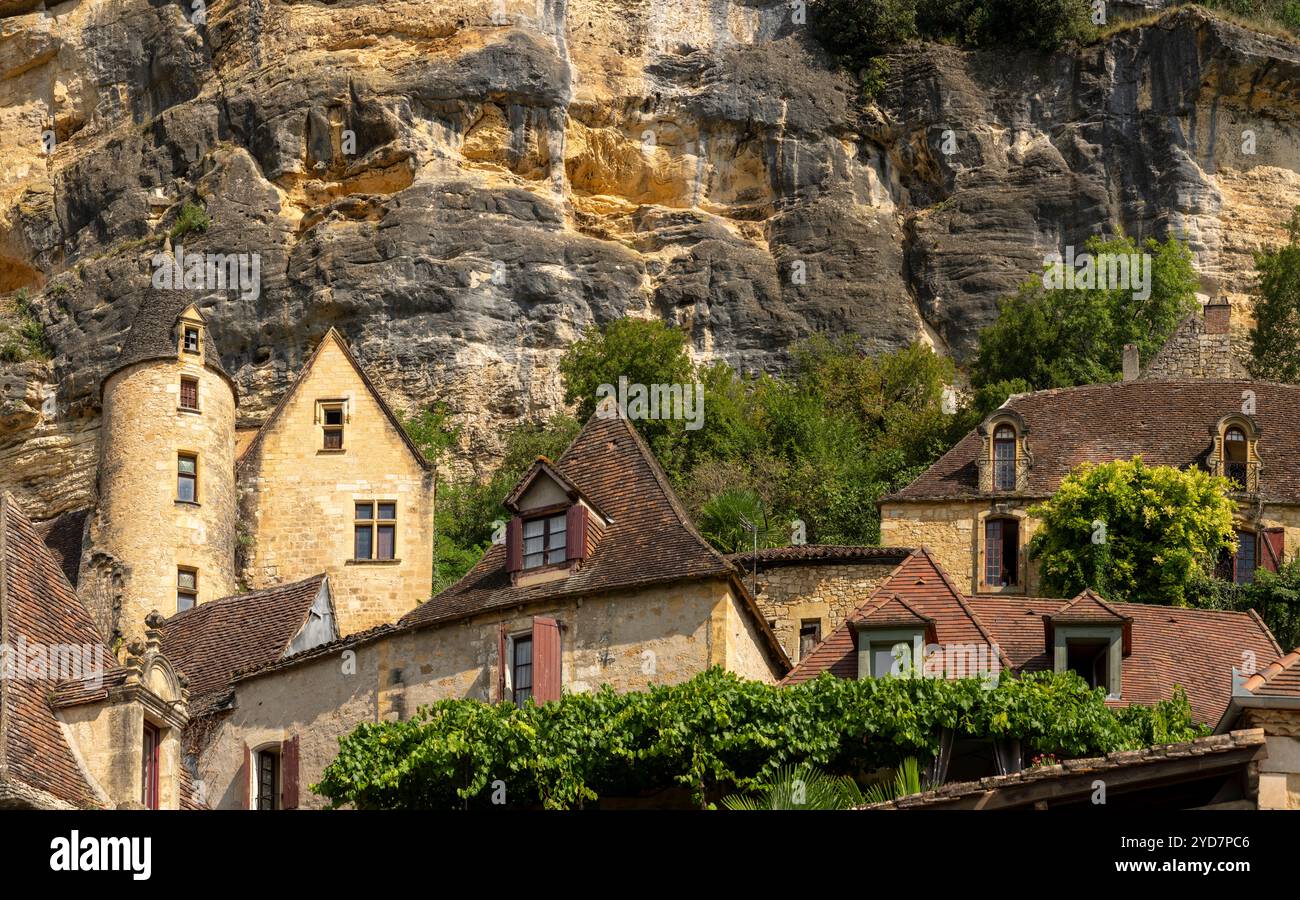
281,735,300,810
566,505,589,561
1262,528,1286,573
506,517,523,572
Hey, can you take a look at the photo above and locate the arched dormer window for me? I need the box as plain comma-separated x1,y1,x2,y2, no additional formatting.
993,425,1017,491
1210,416,1260,493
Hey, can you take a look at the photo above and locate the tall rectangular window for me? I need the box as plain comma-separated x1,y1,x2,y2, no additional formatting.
1235,529,1258,585
256,749,279,811
142,722,160,810
512,635,533,707
183,326,200,354
322,403,344,450
354,502,396,560
179,377,199,411
799,620,821,660
522,514,566,569
177,453,197,502
177,568,198,611
984,519,1019,587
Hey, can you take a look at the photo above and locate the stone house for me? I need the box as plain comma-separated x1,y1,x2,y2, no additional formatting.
182,411,790,809
786,547,1300,808
73,297,432,644
727,545,911,664
880,297,1298,596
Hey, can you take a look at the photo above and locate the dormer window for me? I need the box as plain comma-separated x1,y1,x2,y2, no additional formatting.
1056,631,1121,698
1212,416,1258,492
993,425,1016,491
523,514,567,569
183,326,200,354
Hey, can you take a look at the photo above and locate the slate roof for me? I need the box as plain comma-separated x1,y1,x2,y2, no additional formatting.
885,380,1300,503
1243,648,1300,698
0,494,113,807
105,296,233,395
783,549,1281,725
726,545,912,569
399,412,789,670
158,575,327,715
236,328,430,473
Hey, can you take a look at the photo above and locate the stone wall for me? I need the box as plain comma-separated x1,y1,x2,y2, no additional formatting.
1240,708,1300,809
85,357,237,641
744,560,901,662
1141,306,1251,380
237,334,434,636
198,576,778,808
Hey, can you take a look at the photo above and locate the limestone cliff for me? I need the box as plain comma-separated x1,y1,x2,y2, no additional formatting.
1,1,1299,518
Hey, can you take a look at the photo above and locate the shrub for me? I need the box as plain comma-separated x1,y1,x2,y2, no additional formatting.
169,201,211,240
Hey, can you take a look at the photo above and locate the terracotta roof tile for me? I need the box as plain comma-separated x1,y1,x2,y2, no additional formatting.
887,380,1300,502
1243,648,1300,698
726,545,912,569
0,494,112,807
783,548,1280,724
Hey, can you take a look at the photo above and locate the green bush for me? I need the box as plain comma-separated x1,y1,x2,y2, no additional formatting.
1185,562,1300,650
314,667,1205,809
0,289,51,363
169,201,210,240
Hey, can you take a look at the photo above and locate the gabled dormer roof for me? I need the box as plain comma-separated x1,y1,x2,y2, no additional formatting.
236,328,431,473
104,295,234,398
503,456,608,521
1046,588,1133,655
852,593,937,641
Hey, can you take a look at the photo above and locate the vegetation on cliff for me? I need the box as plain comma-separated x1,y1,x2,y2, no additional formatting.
0,289,51,364
1249,208,1300,383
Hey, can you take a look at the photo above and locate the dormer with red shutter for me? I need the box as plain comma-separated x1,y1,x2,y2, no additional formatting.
502,457,608,588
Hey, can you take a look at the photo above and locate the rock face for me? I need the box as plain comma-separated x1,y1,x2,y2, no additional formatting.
2,2,1300,517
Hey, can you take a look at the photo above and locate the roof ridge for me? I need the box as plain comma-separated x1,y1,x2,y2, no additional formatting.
915,547,1016,672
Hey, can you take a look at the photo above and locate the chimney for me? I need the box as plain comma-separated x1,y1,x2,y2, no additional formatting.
1122,344,1139,382
1205,292,1231,335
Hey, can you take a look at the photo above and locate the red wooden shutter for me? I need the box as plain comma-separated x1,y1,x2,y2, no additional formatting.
1263,528,1286,573
281,735,300,810
240,744,251,810
532,617,562,703
496,624,508,703
506,516,523,572
566,505,589,561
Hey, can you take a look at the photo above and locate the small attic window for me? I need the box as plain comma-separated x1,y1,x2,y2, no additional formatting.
319,401,346,450
1053,627,1122,699
523,514,567,569
993,424,1016,491
183,325,200,354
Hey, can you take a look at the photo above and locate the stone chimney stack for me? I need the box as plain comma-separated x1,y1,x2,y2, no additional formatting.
1205,292,1231,335
1122,344,1140,381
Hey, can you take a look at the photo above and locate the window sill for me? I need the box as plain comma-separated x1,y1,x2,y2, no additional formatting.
318,449,346,455
346,558,401,566
178,406,201,415
175,500,201,508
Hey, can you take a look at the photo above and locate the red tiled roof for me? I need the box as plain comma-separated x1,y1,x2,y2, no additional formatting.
158,575,327,715
886,380,1300,502
855,594,935,632
0,494,113,807
1050,589,1131,624
784,548,1281,724
1243,649,1300,698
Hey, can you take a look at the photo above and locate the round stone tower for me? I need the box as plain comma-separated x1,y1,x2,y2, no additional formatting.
86,300,238,642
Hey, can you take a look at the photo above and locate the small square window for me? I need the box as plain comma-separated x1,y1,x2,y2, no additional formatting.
522,514,567,569
799,620,822,660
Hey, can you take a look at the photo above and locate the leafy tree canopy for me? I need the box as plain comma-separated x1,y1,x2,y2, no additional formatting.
1028,457,1238,606
1249,208,1300,383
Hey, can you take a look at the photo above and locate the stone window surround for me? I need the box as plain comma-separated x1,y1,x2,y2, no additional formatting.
975,506,1028,596
855,627,925,680
1207,414,1262,493
315,398,352,453
178,317,203,358
1053,625,1123,700
976,411,1032,494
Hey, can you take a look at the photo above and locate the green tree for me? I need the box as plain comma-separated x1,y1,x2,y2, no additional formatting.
1028,458,1238,606
1249,208,1300,383
970,234,1199,407
1185,562,1300,650
697,488,785,555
